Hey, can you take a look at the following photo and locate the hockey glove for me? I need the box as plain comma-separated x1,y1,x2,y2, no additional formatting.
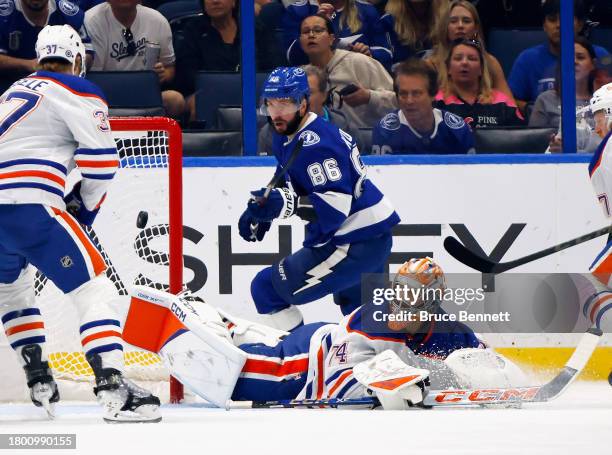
64,182,101,226
247,187,296,222
238,210,271,242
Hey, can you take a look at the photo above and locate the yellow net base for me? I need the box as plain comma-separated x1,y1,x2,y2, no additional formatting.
48,351,165,381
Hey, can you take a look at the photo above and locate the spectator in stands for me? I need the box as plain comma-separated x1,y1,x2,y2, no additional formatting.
85,0,185,118
380,0,448,65
371,59,474,155
255,0,271,16
282,0,391,69
0,0,93,87
427,1,514,102
72,0,102,11
175,0,283,119
258,64,361,154
530,37,600,153
508,0,610,114
434,38,525,128
300,14,396,128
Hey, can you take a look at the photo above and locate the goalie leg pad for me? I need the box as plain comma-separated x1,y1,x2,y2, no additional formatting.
353,350,430,410
218,308,289,347
126,286,247,407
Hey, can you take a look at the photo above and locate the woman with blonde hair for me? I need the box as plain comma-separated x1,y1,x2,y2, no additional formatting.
434,38,524,128
381,0,448,64
427,0,514,101
283,0,391,68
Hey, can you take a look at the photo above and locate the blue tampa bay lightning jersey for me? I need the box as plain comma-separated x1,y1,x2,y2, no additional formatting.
0,0,92,59
371,109,475,155
273,112,400,247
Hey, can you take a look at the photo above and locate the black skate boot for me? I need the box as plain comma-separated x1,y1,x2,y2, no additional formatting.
21,344,59,418
87,353,161,423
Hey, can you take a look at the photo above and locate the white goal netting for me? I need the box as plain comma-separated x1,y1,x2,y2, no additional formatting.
0,117,183,402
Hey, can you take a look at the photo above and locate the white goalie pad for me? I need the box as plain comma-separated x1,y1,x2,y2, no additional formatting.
444,348,528,388
353,350,430,410
218,308,289,347
130,286,247,407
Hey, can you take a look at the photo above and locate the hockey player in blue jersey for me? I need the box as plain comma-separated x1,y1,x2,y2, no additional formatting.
238,66,400,331
127,257,526,408
371,59,475,155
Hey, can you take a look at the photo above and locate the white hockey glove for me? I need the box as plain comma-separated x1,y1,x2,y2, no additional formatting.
354,350,430,410
444,348,528,389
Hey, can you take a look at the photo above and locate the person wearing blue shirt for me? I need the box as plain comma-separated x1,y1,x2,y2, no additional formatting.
239,66,400,331
281,0,392,70
508,0,610,113
371,59,475,155
0,0,92,84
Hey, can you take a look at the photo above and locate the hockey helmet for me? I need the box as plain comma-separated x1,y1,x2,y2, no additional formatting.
590,83,612,130
35,25,86,77
259,67,310,116
390,257,446,315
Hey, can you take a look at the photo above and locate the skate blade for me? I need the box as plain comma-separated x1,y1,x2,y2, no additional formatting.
40,399,56,420
103,405,162,424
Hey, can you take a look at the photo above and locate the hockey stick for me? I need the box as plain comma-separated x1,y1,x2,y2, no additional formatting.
227,328,601,409
249,138,304,240
444,226,612,273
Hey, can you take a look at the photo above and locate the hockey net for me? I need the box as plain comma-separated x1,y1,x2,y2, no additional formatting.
0,117,184,403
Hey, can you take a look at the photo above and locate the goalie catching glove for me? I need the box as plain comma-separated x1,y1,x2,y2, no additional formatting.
64,182,103,226
247,187,296,221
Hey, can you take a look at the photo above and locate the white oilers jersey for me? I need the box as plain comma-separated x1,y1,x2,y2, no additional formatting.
589,131,612,218
297,309,416,400
0,70,118,211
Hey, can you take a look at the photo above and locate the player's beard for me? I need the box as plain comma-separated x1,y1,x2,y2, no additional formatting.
269,111,304,137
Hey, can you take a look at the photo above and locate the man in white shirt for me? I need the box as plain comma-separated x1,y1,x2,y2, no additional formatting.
85,0,185,117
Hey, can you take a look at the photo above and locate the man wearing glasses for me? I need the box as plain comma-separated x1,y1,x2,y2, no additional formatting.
84,0,185,117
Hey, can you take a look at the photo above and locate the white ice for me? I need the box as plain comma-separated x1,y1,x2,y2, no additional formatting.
0,382,610,455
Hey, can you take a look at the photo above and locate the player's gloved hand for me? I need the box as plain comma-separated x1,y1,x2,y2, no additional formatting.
63,182,101,226
247,187,296,222
238,210,271,242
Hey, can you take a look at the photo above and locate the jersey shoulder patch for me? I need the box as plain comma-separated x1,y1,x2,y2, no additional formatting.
443,111,466,130
0,0,15,17
298,129,321,147
380,112,400,131
58,0,80,16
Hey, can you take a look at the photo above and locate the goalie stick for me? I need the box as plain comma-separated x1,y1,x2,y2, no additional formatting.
226,327,601,409
444,226,612,273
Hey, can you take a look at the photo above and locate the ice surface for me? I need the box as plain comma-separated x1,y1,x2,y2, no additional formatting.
0,382,609,455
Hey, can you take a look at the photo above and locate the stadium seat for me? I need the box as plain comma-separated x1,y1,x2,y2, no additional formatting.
86,71,164,117
591,28,612,54
487,28,546,76
358,128,373,154
157,0,202,24
216,105,243,130
182,130,242,156
474,127,556,153
194,72,268,129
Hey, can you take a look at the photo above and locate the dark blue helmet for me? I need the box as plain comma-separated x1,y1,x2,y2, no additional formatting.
261,67,310,104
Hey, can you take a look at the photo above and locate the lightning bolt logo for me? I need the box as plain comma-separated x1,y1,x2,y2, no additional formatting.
293,245,349,295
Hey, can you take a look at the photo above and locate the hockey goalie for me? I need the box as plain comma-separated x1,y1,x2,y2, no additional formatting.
125,258,527,409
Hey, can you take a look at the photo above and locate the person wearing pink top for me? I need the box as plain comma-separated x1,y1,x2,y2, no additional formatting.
433,38,525,129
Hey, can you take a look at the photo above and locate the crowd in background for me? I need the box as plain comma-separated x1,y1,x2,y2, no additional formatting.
1,0,612,154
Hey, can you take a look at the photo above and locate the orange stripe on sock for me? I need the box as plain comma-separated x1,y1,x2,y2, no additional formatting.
5,321,44,336
52,207,106,276
327,370,353,397
75,160,119,168
81,330,122,346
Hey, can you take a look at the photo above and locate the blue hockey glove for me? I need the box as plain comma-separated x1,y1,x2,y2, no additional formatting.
238,210,271,242
63,182,101,226
247,187,296,222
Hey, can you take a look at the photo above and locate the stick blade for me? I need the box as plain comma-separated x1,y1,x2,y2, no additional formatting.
443,236,496,273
